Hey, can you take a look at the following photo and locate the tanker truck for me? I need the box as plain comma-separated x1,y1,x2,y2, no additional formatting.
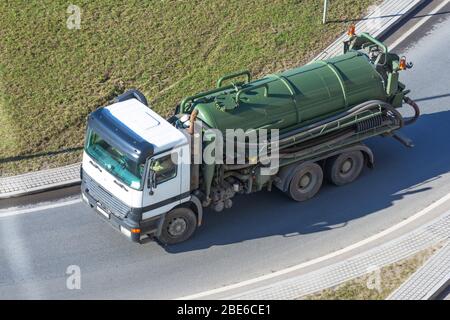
80,31,420,244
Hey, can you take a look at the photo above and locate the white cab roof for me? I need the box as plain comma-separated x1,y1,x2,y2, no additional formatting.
105,99,187,154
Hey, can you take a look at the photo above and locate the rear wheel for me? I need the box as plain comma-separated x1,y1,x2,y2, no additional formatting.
325,151,364,186
288,162,323,202
158,207,197,245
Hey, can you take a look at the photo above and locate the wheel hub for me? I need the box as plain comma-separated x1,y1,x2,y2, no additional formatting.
341,159,353,174
168,218,187,237
299,172,312,189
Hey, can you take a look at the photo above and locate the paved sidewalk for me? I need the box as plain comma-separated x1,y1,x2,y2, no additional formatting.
0,0,424,199
314,0,425,60
388,242,450,300
0,163,81,199
224,210,449,300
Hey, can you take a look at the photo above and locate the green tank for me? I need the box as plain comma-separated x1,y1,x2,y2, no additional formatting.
173,32,418,215
184,51,387,134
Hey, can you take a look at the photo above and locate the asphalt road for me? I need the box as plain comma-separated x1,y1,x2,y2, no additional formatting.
437,285,450,300
1,1,450,299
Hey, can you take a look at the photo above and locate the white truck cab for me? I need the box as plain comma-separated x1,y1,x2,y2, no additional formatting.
81,91,202,244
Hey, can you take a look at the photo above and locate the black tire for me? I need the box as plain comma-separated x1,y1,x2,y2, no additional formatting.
288,162,323,202
325,151,364,186
157,207,197,245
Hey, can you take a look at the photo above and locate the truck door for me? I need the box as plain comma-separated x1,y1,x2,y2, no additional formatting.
142,148,184,220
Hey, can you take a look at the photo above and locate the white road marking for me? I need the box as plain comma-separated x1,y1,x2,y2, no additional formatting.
0,198,82,219
390,0,450,49
178,191,450,299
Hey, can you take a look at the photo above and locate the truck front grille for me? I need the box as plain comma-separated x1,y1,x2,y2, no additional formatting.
82,171,131,219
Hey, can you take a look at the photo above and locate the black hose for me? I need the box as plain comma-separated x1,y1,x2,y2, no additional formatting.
221,100,406,165
223,163,253,171
403,97,420,126
264,100,403,154
279,131,355,159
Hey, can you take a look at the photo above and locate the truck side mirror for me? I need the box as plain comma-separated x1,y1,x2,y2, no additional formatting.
151,170,157,189
148,170,157,195
147,160,157,195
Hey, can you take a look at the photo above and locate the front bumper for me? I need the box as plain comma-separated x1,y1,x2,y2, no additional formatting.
81,173,162,243
81,188,142,242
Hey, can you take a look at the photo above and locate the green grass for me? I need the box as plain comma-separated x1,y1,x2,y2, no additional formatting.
303,245,440,300
0,0,377,175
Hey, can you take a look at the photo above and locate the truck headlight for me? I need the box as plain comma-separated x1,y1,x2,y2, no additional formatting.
120,226,132,238
82,192,89,204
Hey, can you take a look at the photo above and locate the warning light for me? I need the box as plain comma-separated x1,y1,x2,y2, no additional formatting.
347,24,356,36
399,56,407,70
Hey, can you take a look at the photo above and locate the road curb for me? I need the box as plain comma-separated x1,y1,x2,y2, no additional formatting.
313,0,427,61
218,210,450,300
376,0,429,41
0,0,426,199
0,163,81,199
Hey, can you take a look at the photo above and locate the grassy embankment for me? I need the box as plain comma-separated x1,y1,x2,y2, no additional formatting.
0,0,377,175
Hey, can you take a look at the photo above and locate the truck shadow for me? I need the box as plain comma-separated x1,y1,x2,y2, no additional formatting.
164,109,450,253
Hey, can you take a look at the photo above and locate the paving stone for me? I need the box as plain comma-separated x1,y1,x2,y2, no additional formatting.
388,242,450,300
0,163,81,198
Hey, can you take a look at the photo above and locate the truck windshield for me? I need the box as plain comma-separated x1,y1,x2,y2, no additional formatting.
85,129,145,190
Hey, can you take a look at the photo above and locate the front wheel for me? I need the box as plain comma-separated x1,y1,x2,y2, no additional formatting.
157,207,197,245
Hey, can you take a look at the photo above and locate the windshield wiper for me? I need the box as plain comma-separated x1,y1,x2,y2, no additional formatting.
114,180,129,192
89,160,102,173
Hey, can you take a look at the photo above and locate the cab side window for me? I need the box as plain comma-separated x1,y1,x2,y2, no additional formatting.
151,153,178,185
